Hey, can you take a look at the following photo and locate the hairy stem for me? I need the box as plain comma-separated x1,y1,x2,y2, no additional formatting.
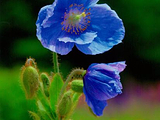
58,69,86,102
53,52,59,73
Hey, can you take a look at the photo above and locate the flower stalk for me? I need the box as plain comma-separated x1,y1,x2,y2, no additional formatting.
53,52,59,73
58,69,86,102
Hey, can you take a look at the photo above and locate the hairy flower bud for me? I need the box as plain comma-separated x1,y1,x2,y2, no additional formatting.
71,80,83,93
40,73,50,97
57,91,72,118
21,58,39,99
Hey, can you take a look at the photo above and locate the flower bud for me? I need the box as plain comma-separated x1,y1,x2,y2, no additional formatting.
57,91,72,118
40,73,50,97
25,57,37,68
21,58,39,99
71,80,83,93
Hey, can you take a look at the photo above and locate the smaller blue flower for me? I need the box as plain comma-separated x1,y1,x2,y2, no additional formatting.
83,61,126,116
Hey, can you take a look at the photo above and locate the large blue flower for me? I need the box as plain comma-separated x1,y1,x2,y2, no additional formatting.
83,61,126,116
36,0,125,55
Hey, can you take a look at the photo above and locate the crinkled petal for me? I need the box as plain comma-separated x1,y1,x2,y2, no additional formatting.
36,5,53,26
86,69,119,83
40,28,74,55
40,34,74,55
36,2,63,29
36,2,62,40
83,87,107,116
37,14,74,55
88,63,121,80
76,4,125,55
89,63,116,73
89,62,126,80
58,31,97,44
46,41,74,55
36,5,53,40
36,3,75,55
108,61,126,73
84,72,122,100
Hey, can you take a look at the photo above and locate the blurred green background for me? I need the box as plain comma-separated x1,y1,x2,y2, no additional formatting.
1,0,160,119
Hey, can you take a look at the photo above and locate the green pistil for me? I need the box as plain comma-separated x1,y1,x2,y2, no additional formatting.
75,12,86,20
69,12,86,23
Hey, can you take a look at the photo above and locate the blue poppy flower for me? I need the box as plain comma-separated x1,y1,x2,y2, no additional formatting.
36,0,125,55
83,61,126,116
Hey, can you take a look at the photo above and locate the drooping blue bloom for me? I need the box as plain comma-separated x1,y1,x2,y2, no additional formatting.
36,0,125,55
83,61,126,116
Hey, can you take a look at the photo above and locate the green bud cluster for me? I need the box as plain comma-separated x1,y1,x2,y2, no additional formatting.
20,57,86,120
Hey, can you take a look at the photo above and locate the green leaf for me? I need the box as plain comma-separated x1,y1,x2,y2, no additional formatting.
49,73,64,113
37,100,53,120
29,111,41,120
37,84,50,111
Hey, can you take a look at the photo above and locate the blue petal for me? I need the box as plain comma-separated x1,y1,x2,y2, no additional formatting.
76,4,125,55
36,5,52,26
51,41,74,55
36,3,75,55
36,3,63,40
83,87,107,116
86,69,119,83
108,61,126,73
55,0,99,10
36,2,63,29
39,25,74,55
84,72,122,100
58,31,97,44
37,16,74,55
36,5,53,40
88,63,121,80
88,62,126,83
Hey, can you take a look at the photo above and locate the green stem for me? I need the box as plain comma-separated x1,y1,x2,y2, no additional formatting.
53,52,59,73
58,69,86,101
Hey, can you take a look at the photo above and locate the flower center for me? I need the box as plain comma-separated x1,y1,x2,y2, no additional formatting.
61,4,91,35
